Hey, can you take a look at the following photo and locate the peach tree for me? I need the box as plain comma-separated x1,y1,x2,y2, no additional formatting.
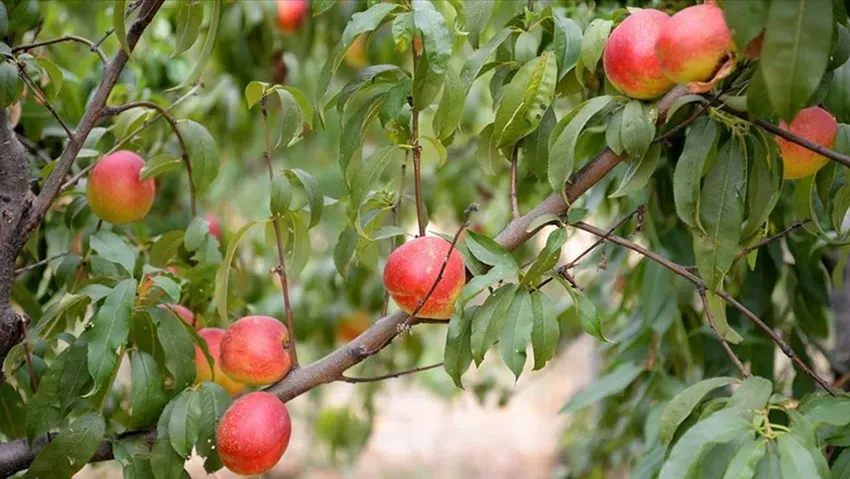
0,0,849,477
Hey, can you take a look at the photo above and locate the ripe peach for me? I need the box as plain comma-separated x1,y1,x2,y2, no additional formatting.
194,328,247,396
205,214,222,242
602,9,674,100
335,311,370,342
655,4,734,84
220,316,291,385
777,107,839,180
276,0,308,32
86,150,155,224
217,392,292,475
383,236,465,320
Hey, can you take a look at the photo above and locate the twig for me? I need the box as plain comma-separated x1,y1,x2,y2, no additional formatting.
14,253,69,275
15,134,51,164
411,50,426,237
15,63,76,142
510,145,520,219
698,289,751,378
12,35,108,65
100,100,196,216
724,108,850,170
381,151,409,317
339,362,443,383
572,221,835,395
261,94,298,366
736,220,809,262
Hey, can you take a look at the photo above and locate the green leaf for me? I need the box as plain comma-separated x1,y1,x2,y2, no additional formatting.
421,135,447,168
464,230,519,271
281,211,311,278
342,3,400,46
275,85,315,131
499,287,533,379
87,278,135,391
520,228,566,287
170,0,220,90
214,220,265,322
273,89,302,150
832,448,850,478
522,107,556,180
801,396,850,427
476,123,500,175
548,96,612,197
605,108,625,155
658,409,752,479
561,362,644,413
695,138,746,289
825,60,850,123
553,10,582,80
492,51,558,148
36,56,63,99
471,283,519,364
659,377,737,445
580,19,612,72
0,3,7,37
459,28,512,90
412,0,452,75
464,0,494,48
666,94,706,123
530,290,559,370
610,143,662,198
349,146,399,238
0,383,25,439
196,382,231,471
284,168,324,229
184,216,210,252
150,307,195,391
722,439,767,479
270,175,293,216
0,61,21,108
443,308,473,388
25,412,105,479
718,0,769,51
747,68,775,120
168,390,202,458
572,289,610,343
333,226,358,276
176,119,220,194
90,231,137,277
130,350,169,429
173,0,204,57
336,64,404,115
761,0,834,121
729,376,773,410
620,100,656,159
113,0,130,55
742,131,782,240
392,12,414,51
433,66,464,140
673,118,721,229
150,402,185,479
26,337,91,442
139,153,183,181
313,0,335,17
777,434,821,479
413,48,445,109
338,94,385,181
705,291,743,344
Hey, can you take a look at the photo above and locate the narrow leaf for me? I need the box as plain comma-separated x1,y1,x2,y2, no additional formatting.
674,118,720,228
87,279,135,391
530,290,559,370
214,220,265,322
499,288,533,379
443,308,473,388
659,377,737,445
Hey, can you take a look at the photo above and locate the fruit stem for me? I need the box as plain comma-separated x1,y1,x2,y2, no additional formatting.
261,94,298,367
411,48,426,237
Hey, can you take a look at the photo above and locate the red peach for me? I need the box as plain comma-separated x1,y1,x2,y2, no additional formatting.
86,150,155,224
194,328,247,396
777,107,838,180
220,316,292,385
216,391,292,475
655,4,735,84
335,311,370,343
276,0,308,32
383,236,466,320
603,9,674,100
205,214,222,242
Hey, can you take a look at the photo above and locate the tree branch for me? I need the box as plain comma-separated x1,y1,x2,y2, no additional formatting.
12,35,108,65
698,289,751,378
510,145,520,219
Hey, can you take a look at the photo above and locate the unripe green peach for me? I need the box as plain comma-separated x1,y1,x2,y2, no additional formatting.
603,9,674,100
655,4,734,84
216,391,292,475
86,150,155,224
219,316,292,385
383,236,466,320
777,107,839,180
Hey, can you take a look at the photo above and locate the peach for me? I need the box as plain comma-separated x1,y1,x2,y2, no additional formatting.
276,0,308,32
194,328,247,396
216,392,292,475
603,9,674,100
335,311,370,342
220,316,291,385
383,236,465,320
205,214,222,242
159,304,196,328
86,150,155,224
777,107,839,180
655,4,734,84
